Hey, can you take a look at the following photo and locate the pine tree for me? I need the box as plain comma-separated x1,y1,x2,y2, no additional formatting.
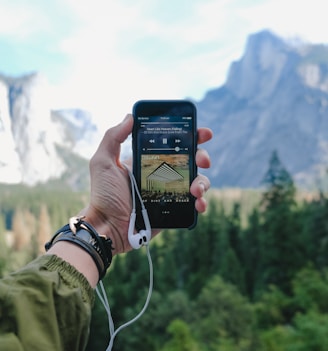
261,150,296,211
242,208,262,299
37,204,52,255
301,193,328,269
259,150,303,294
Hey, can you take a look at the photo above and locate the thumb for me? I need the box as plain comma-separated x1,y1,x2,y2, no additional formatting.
95,114,133,163
112,114,134,145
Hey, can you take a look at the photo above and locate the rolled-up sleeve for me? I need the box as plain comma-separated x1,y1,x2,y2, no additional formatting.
0,255,95,351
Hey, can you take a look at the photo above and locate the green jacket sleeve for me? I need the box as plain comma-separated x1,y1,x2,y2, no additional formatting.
0,255,95,351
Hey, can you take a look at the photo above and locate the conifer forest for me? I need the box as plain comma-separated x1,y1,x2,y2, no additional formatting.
1,152,328,351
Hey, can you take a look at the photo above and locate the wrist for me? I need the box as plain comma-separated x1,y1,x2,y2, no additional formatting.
46,241,99,288
79,206,125,256
79,207,108,235
45,218,114,284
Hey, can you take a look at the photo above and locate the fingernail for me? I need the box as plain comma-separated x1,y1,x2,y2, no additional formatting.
123,114,132,123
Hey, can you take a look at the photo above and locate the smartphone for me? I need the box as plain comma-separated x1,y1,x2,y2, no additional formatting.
132,100,197,229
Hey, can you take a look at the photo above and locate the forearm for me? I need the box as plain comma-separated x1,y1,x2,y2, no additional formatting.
46,241,99,288
0,255,94,351
45,214,115,287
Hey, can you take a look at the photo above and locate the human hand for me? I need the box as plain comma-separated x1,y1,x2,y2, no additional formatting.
81,114,212,256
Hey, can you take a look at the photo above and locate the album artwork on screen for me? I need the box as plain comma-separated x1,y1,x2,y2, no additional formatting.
140,154,191,205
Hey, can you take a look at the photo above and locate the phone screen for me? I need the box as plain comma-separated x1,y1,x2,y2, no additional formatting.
133,100,197,229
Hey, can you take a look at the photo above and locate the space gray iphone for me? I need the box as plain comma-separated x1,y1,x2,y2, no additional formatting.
132,100,197,229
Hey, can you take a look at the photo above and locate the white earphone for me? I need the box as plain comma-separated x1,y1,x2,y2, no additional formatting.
125,165,151,249
128,209,151,249
97,165,154,351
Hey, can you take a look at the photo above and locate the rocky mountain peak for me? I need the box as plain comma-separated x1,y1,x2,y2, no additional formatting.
197,30,328,188
226,30,292,101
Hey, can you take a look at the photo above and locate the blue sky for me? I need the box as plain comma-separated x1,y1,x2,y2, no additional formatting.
0,0,327,127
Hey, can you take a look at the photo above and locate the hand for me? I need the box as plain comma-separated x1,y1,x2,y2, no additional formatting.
81,114,212,255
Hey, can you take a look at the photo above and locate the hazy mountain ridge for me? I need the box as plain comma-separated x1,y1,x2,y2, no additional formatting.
1,30,328,190
197,30,328,188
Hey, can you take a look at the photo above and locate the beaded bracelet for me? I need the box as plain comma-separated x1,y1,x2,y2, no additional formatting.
45,217,114,280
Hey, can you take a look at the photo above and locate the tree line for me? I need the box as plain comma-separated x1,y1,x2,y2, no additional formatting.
87,151,328,351
1,151,328,350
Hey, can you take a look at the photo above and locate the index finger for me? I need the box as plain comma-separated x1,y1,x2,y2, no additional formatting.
198,128,213,145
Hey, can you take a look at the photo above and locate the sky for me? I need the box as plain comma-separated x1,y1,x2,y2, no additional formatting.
0,0,327,129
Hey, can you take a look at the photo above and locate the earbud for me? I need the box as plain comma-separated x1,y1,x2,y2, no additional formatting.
128,210,151,249
124,164,152,250
128,230,149,250
99,164,154,351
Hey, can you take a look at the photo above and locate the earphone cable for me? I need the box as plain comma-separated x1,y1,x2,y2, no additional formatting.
96,164,154,351
96,281,115,337
105,244,153,351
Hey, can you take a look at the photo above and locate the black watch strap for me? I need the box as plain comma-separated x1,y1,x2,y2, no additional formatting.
45,221,113,280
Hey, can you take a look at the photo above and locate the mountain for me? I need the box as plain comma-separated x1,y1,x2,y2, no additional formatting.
0,73,99,189
197,30,328,188
1,30,328,190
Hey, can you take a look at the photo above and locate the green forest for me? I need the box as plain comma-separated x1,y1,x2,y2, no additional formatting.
1,151,328,351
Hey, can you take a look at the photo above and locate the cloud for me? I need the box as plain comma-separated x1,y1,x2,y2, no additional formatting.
239,0,327,43
50,0,244,127
0,0,76,40
0,0,254,127
1,0,328,129
0,1,41,40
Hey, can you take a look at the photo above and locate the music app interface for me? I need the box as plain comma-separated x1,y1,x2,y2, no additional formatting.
136,114,195,226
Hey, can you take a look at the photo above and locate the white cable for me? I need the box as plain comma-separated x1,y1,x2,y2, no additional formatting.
95,164,154,351
96,282,114,337
124,164,146,212
129,167,146,211
126,165,137,212
105,245,153,351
